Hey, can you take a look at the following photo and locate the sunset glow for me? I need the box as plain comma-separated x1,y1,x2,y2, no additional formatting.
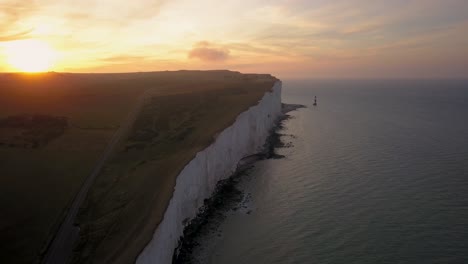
0,0,467,78
4,40,57,72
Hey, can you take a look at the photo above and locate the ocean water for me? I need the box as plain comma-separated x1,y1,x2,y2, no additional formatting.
190,79,468,264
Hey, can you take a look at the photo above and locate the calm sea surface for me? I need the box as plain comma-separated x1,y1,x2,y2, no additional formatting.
191,79,468,264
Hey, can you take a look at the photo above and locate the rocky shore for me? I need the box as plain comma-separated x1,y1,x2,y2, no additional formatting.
172,103,305,263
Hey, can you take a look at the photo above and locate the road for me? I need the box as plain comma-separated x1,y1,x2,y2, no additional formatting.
42,90,153,264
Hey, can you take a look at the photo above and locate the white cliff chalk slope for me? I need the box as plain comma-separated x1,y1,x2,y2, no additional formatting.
136,81,282,264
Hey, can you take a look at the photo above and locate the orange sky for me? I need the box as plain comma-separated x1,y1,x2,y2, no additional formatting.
0,0,467,78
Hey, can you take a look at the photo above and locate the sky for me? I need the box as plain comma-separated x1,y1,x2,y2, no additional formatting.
0,0,467,78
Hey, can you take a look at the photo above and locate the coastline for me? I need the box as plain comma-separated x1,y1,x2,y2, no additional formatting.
68,71,279,264
136,81,283,264
173,103,306,263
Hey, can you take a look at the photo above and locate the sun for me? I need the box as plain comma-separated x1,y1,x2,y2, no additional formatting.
4,39,57,72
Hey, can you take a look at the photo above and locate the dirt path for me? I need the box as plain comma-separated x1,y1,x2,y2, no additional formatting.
42,90,154,264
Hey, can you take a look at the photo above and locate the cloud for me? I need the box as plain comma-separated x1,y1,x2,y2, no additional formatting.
57,0,168,30
99,54,147,64
1,0,467,78
0,0,36,41
1,0,169,42
188,41,230,61
0,30,33,42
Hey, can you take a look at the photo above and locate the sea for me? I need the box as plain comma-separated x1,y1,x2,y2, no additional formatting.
183,79,468,264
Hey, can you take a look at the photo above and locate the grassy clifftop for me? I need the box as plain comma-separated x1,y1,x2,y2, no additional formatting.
0,70,276,263
72,71,277,264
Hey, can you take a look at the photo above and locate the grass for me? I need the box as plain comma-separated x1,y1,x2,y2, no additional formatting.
0,70,276,264
0,72,151,263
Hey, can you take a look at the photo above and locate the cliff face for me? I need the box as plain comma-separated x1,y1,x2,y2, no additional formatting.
136,81,282,264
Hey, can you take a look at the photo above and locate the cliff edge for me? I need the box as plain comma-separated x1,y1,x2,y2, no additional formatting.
137,81,282,264
71,71,281,264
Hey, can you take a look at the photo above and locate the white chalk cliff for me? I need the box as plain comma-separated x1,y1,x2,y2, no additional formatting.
136,81,282,264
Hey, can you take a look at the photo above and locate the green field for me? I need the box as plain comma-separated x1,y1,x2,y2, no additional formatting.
0,71,276,263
